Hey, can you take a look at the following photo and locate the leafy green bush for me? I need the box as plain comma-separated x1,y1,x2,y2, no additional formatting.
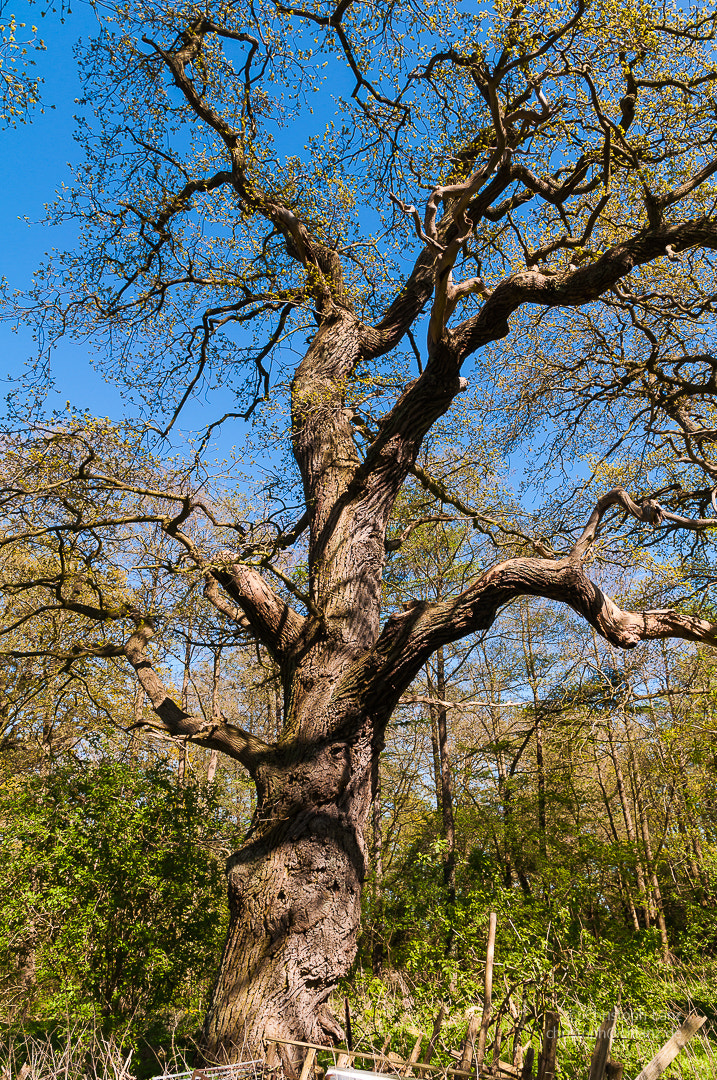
0,758,234,1044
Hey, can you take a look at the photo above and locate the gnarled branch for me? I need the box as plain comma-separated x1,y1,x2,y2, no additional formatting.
206,555,306,660
340,489,717,718
125,619,271,773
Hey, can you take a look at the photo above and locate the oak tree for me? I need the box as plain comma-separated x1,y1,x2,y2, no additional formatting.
5,0,717,1062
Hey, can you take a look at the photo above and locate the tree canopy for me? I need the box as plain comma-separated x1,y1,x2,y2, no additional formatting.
4,0,717,1061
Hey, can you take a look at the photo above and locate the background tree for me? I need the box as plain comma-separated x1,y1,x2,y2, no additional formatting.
0,1,45,126
4,0,717,1063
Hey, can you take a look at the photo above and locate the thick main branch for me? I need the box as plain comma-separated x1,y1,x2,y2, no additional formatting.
205,558,306,662
338,490,717,723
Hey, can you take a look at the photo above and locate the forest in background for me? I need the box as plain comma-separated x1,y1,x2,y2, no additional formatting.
4,0,717,1073
2,502,716,1079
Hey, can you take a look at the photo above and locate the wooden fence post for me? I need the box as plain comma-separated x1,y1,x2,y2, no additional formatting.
423,1005,448,1065
458,1015,481,1076
265,1040,279,1074
634,1014,706,1080
345,998,354,1052
520,1045,535,1080
536,1011,559,1080
404,1030,425,1077
299,1048,318,1080
475,912,498,1073
588,1008,619,1080
459,912,497,1076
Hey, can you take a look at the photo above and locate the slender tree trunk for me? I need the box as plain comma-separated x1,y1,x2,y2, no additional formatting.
430,647,456,905
595,751,640,932
372,764,384,974
673,803,703,892
638,798,670,961
40,713,53,778
676,762,711,898
535,710,547,860
133,684,145,725
208,648,221,783
661,673,711,900
429,704,442,815
179,635,192,785
495,750,514,888
626,735,670,960
605,718,650,927
522,612,547,860
497,756,531,896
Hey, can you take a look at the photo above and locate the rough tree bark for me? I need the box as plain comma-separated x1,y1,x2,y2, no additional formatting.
13,2,717,1062
125,485,717,1060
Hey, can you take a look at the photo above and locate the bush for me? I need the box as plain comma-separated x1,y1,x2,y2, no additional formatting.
0,758,235,1046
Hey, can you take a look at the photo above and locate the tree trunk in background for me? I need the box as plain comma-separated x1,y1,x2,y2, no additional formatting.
638,800,670,961
494,728,532,897
626,736,670,961
179,635,192,785
661,679,712,901
522,613,547,860
429,703,442,815
208,648,221,783
494,748,514,888
431,647,456,906
133,684,145,725
372,766,384,974
595,750,640,932
676,762,711,899
535,711,547,860
606,719,650,927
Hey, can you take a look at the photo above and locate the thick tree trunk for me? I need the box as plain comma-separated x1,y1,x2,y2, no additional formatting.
202,708,375,1062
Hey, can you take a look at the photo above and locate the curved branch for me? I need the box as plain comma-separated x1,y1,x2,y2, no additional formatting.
203,574,252,628
340,489,717,718
370,162,514,353
451,216,717,360
124,620,272,773
571,487,717,556
206,555,306,660
571,487,666,556
350,558,717,719
143,25,347,312
354,208,717,528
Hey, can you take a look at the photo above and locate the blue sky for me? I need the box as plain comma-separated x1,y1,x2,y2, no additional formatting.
0,0,373,466
1,0,125,416
0,1,522,495
1,0,281,470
